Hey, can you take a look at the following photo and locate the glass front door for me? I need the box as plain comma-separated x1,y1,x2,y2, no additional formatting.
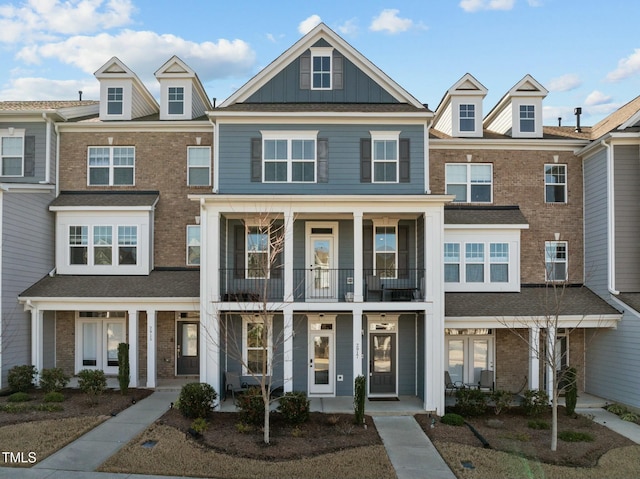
306,225,337,300
177,321,200,375
446,334,493,387
369,333,396,395
308,321,334,395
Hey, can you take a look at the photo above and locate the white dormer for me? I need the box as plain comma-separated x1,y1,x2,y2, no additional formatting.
484,74,548,139
94,57,159,121
154,56,212,120
434,74,488,138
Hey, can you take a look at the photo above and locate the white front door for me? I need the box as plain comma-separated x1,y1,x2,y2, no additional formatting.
308,320,335,395
446,334,494,386
306,222,338,300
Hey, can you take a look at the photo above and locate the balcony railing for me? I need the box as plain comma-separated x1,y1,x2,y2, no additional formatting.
219,268,425,303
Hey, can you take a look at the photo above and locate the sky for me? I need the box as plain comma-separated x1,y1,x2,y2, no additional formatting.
1,0,639,126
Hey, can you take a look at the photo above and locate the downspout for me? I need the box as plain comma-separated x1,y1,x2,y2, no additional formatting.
208,116,218,194
54,121,60,197
424,118,432,194
602,139,619,295
41,113,52,185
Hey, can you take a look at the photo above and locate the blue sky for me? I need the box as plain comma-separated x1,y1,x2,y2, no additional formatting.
1,0,639,125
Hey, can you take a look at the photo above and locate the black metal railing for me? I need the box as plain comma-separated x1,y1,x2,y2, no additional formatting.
220,269,284,302
292,268,355,302
362,269,425,302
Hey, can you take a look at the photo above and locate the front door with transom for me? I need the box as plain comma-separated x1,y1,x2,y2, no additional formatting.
177,321,199,375
369,320,397,396
308,319,335,395
306,222,338,300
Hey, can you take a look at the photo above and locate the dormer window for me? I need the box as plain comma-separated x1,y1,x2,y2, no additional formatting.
519,105,535,133
107,87,123,115
168,87,184,115
459,104,475,132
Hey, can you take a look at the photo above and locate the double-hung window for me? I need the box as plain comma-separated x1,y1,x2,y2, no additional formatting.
168,86,184,115
545,241,567,281
465,243,484,283
371,131,399,183
93,226,113,265
444,243,461,283
243,317,272,375
459,104,475,132
312,51,331,90
186,225,200,266
375,226,397,278
69,224,137,267
446,163,492,203
445,241,510,284
88,146,134,186
118,226,137,265
489,243,509,282
1,133,24,176
520,105,535,133
262,132,317,183
247,226,270,278
545,164,567,203
107,87,123,115
69,226,88,265
187,146,211,186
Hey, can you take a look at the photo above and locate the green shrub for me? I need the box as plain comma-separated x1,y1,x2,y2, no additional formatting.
564,367,578,416
559,431,594,442
177,382,217,419
77,369,107,404
0,403,30,413
354,375,366,425
34,403,64,412
441,413,465,426
8,365,37,392
490,389,513,415
117,343,130,395
44,391,65,403
235,422,253,433
527,419,550,430
605,403,627,415
277,391,310,425
7,392,31,403
190,417,208,434
522,389,549,417
39,368,70,393
236,387,265,426
455,388,487,417
620,412,639,422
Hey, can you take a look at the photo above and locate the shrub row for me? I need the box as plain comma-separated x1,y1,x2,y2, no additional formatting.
7,364,70,393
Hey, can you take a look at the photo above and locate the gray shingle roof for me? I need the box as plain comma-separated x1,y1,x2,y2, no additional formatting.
215,103,428,113
0,101,99,111
20,270,199,298
444,206,528,225
50,191,159,208
446,286,621,317
613,293,640,313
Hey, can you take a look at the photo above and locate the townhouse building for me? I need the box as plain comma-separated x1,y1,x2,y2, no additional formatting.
16,23,626,414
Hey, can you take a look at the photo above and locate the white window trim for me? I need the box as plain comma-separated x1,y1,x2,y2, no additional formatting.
241,315,273,376
87,146,135,186
0,128,26,177
519,104,536,133
168,86,185,115
75,313,126,375
446,331,494,385
545,240,568,282
370,131,400,184
260,130,318,183
106,86,124,116
459,104,476,133
186,225,200,266
245,222,270,279
310,47,333,91
544,163,567,204
445,163,493,203
373,219,399,279
187,146,211,186
69,224,138,267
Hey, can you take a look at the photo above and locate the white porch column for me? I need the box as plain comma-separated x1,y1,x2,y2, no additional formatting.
146,309,156,388
353,212,364,302
352,307,363,391
529,325,540,390
30,308,44,376
283,210,294,302
546,325,555,399
283,307,294,393
128,309,138,388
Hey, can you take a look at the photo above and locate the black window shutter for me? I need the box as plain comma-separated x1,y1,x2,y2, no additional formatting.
360,138,371,183
234,225,246,279
300,52,311,90
398,225,410,279
399,138,410,183
270,227,283,279
363,224,373,275
333,52,343,90
24,135,35,177
317,138,328,183
250,138,262,182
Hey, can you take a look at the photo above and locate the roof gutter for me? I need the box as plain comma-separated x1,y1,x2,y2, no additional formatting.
41,112,52,185
602,138,619,295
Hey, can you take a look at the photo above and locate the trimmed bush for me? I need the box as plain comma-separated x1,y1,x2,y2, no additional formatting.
620,412,639,422
177,382,217,419
8,365,37,392
441,413,465,426
7,392,31,403
44,391,65,403
522,389,549,417
77,369,107,404
559,430,594,442
605,403,627,415
190,417,208,434
564,367,578,416
354,375,366,425
117,343,130,395
39,368,70,393
490,389,513,415
455,388,487,417
277,391,310,425
236,387,265,426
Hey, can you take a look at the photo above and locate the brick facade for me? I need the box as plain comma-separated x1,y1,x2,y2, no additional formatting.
157,311,177,379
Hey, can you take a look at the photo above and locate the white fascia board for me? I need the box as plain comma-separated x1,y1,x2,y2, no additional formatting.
0,183,55,193
49,205,156,212
56,120,212,133
618,109,640,130
446,315,620,329
18,297,200,311
430,138,587,151
445,224,529,230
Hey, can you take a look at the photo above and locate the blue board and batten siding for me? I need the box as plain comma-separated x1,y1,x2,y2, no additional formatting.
218,124,424,195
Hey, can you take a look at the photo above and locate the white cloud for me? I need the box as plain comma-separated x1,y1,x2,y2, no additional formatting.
0,0,134,43
606,48,640,82
584,90,613,106
527,0,543,6
298,15,322,35
337,18,358,36
547,74,582,92
16,30,256,82
459,0,515,12
370,9,416,34
0,77,99,101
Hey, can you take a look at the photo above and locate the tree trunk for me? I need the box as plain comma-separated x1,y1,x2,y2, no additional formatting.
551,369,558,451
263,394,270,444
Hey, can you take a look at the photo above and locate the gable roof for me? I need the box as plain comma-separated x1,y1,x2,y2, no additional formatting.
483,74,548,128
154,55,212,110
219,23,425,109
590,95,640,140
94,56,159,112
434,73,488,113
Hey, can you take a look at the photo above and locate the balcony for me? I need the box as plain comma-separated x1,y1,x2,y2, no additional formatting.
219,269,425,303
